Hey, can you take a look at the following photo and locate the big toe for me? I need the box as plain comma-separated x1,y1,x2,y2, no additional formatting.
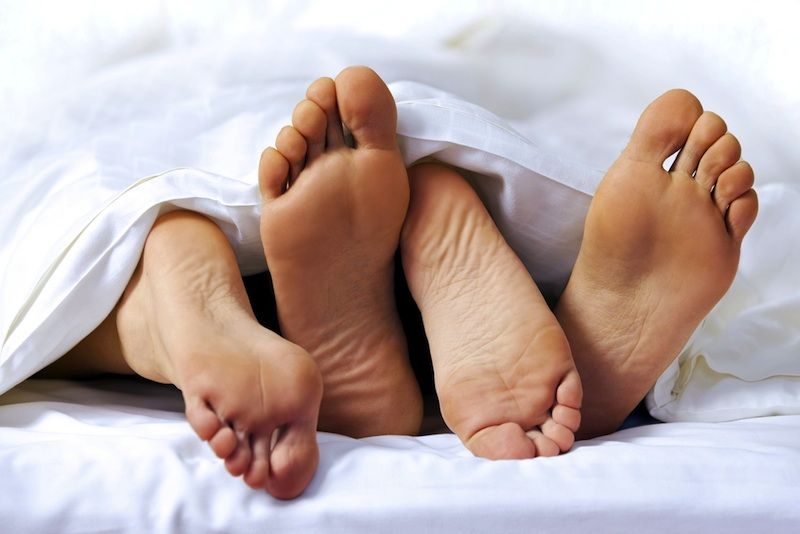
625,89,704,163
334,66,397,150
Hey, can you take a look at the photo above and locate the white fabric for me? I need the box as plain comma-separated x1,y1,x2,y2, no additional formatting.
2,379,799,533
648,183,800,421
1,1,800,531
2,0,799,421
0,79,593,392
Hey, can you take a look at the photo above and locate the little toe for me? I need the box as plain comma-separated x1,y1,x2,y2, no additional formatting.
291,99,327,162
306,77,346,148
258,148,289,200
624,88,703,163
466,423,537,460
548,371,582,443
556,370,583,411
552,404,581,433
185,397,221,441
334,66,397,150
225,432,253,477
696,133,741,191
670,111,727,176
275,126,307,184
265,421,319,500
726,189,759,243
208,426,238,458
714,161,755,214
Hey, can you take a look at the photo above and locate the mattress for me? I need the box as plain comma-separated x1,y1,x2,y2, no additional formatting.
1,1,799,532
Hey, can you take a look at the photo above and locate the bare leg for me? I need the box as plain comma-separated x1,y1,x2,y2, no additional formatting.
42,308,131,378
555,90,758,438
50,210,323,499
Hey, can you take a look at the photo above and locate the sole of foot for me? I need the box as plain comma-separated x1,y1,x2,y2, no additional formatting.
401,163,583,459
555,89,758,438
117,211,322,499
259,66,423,437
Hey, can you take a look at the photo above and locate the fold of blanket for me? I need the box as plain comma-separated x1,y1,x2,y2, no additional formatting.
2,5,798,422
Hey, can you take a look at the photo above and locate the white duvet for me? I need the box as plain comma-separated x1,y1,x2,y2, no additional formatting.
1,1,800,531
2,0,799,420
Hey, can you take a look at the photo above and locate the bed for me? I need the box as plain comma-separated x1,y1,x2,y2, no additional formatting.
2,1,799,532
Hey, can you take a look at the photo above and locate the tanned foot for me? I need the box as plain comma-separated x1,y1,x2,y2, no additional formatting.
259,66,422,437
555,89,759,438
116,211,322,499
401,163,582,459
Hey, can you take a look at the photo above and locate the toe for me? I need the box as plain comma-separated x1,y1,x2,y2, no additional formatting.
306,77,346,148
714,161,755,214
525,429,561,457
624,88,703,164
544,371,582,444
726,188,758,243
540,418,575,452
208,426,238,458
696,133,741,191
265,421,319,500
466,423,537,460
225,432,253,477
334,66,397,150
275,126,307,184
244,435,271,489
670,111,727,177
185,397,221,441
556,369,583,411
258,148,289,200
292,99,327,163
551,404,581,433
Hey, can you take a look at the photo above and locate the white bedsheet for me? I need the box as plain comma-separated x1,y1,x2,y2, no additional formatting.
1,1,799,531
2,379,799,533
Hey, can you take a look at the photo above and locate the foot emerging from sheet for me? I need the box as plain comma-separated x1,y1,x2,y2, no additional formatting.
401,164,582,459
116,211,322,499
556,89,758,438
259,67,422,437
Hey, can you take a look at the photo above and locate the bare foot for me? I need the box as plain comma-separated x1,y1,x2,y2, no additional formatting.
555,89,758,438
401,163,582,459
114,211,321,499
259,67,422,437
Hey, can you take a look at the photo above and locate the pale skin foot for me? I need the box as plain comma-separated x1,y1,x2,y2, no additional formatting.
401,163,583,459
50,211,323,499
259,66,423,437
555,89,759,438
